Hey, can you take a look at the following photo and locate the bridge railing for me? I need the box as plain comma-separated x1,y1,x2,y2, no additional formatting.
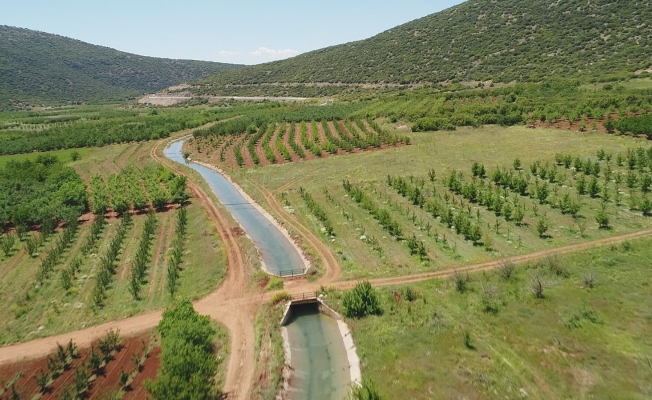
278,268,306,277
290,292,318,302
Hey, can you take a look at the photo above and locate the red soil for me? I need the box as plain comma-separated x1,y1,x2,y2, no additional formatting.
325,121,349,156
240,134,256,168
269,125,286,164
0,334,157,400
350,120,368,140
123,347,160,400
336,120,365,153
254,130,270,167
294,124,317,162
306,124,328,159
224,133,247,169
281,124,302,162
314,122,328,144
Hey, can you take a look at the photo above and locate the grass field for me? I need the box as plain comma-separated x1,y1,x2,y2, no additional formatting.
219,123,652,280
322,236,652,399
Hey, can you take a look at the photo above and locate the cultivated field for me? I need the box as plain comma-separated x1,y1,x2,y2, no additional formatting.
0,142,227,345
210,123,652,280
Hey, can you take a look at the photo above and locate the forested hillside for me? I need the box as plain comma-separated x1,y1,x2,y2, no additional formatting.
0,26,242,109
196,0,652,91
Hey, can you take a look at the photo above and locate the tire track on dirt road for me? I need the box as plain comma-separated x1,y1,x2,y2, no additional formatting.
0,249,26,281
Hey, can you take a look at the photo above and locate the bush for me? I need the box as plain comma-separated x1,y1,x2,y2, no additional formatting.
265,276,284,291
411,117,455,132
342,281,382,319
271,291,291,304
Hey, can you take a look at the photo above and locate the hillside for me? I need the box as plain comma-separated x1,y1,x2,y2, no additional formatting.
0,26,242,108
196,0,652,91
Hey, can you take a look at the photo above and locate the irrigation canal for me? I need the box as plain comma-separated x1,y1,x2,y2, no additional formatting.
164,138,353,399
164,138,305,276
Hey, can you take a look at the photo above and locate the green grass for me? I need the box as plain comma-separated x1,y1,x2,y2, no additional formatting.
322,237,652,399
581,77,652,91
0,147,94,168
227,124,652,280
251,301,286,400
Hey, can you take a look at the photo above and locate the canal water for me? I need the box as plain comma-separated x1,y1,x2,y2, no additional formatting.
285,303,351,400
165,138,351,399
164,139,305,275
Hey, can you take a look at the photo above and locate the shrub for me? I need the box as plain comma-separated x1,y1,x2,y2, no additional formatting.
342,281,382,318
411,117,455,132
498,259,515,280
531,275,544,299
452,270,470,293
584,272,596,289
462,329,475,350
271,291,291,304
265,276,284,291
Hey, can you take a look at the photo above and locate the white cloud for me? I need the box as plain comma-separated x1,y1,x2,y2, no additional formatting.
250,47,300,61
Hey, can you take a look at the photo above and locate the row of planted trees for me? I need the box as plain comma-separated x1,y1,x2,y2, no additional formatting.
92,213,133,308
193,116,410,168
342,179,429,260
299,187,334,236
129,210,158,300
166,207,188,297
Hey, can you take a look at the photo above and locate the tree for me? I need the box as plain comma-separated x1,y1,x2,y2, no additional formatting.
604,116,615,133
342,281,382,318
70,151,81,161
34,370,49,393
531,275,544,299
146,300,219,400
88,348,102,373
513,158,522,170
537,216,549,238
468,224,482,245
596,206,610,229
1,233,16,257
588,177,600,198
119,366,129,388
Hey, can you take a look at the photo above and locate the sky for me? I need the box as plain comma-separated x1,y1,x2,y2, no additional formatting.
0,0,464,65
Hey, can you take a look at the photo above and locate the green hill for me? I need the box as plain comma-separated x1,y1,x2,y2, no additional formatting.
0,26,242,108
197,0,652,91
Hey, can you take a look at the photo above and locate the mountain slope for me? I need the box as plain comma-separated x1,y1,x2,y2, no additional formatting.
0,26,242,107
197,0,652,88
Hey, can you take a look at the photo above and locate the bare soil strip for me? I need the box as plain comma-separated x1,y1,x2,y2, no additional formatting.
148,215,171,297
269,125,285,164
293,123,317,161
280,124,301,162
224,132,248,169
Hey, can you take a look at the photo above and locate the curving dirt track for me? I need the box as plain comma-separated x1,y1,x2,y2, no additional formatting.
2,128,652,400
245,177,342,283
